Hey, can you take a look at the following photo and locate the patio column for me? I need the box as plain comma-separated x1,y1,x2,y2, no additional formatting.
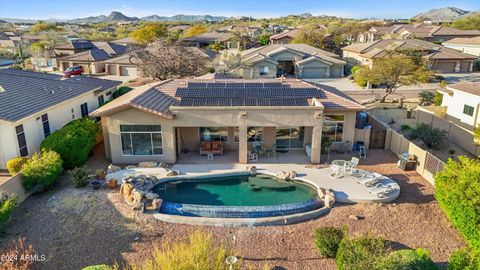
310,125,323,164
238,124,248,164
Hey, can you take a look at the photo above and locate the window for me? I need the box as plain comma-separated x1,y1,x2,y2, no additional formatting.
276,127,305,149
41,114,50,137
98,95,105,106
323,115,344,142
15,124,28,157
259,66,269,76
463,105,474,116
120,125,162,155
199,127,228,142
80,103,88,117
247,127,263,142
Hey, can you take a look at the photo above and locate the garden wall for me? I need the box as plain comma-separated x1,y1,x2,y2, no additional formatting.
0,174,29,203
416,107,480,156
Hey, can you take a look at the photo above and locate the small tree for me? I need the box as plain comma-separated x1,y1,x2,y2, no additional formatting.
418,90,435,105
130,39,207,80
433,91,443,106
257,34,270,46
184,24,207,37
355,51,433,102
131,23,168,45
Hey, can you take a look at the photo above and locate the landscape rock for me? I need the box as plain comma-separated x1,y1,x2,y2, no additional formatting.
249,166,257,176
324,189,336,208
120,183,134,197
151,198,163,210
138,161,158,168
131,189,144,203
276,171,296,180
166,169,179,176
145,192,159,200
349,214,360,220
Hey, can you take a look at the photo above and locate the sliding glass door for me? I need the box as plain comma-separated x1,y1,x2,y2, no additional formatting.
276,127,305,149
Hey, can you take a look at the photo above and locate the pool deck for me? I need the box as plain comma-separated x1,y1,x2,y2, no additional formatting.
108,162,400,204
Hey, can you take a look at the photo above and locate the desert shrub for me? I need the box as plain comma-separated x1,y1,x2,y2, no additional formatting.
376,248,437,270
81,265,110,270
419,90,435,104
336,235,386,270
0,193,17,233
314,226,345,258
22,150,63,192
6,157,29,175
69,166,91,188
0,238,35,270
435,157,480,252
112,86,133,99
433,91,443,106
448,248,480,270
126,231,239,270
40,118,99,169
409,123,446,149
400,124,411,132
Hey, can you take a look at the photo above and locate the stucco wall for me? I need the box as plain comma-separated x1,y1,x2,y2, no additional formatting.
441,89,480,128
0,174,30,203
244,61,277,79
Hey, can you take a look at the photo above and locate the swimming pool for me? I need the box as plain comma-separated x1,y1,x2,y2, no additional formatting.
153,173,322,218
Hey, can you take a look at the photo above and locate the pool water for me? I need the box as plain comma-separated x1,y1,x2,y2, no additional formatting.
153,174,318,206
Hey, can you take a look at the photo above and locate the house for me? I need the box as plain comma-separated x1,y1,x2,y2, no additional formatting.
181,30,239,50
91,77,364,165
238,44,346,79
112,37,141,46
270,25,328,44
342,39,477,73
0,69,121,168
56,41,127,74
438,82,480,130
358,24,480,43
443,37,480,57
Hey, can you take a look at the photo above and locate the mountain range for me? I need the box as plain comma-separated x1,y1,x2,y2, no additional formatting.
412,7,473,21
0,11,228,24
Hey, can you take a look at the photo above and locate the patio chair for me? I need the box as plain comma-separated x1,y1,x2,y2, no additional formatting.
346,157,360,174
248,151,258,162
199,142,212,156
355,174,380,187
266,144,277,158
367,183,395,198
331,163,346,178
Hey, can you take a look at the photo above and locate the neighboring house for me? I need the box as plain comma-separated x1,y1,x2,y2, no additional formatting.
358,24,480,43
56,41,127,74
0,69,121,169
438,82,480,130
104,52,141,77
91,78,364,165
239,44,346,79
0,31,20,53
443,37,480,57
269,29,299,44
181,30,239,50
111,37,141,46
342,39,477,73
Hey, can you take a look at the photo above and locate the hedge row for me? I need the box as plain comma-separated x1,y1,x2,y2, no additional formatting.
40,118,100,169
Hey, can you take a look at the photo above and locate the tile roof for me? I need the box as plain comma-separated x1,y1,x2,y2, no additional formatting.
55,40,95,50
0,69,116,122
64,76,121,94
270,29,299,40
91,78,363,118
59,48,112,62
447,82,480,96
342,39,477,60
369,24,480,38
444,37,480,46
181,31,233,43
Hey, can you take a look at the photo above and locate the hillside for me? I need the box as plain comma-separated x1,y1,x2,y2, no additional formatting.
412,7,472,21
141,14,227,22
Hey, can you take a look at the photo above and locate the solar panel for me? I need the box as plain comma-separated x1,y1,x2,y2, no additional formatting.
180,98,194,106
245,98,257,106
231,98,245,106
257,99,270,106
188,82,207,88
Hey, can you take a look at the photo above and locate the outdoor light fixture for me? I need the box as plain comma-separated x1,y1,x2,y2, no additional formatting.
225,255,238,270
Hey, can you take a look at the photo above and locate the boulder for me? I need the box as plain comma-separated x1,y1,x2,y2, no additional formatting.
318,188,326,199
324,189,336,208
138,161,158,168
108,164,121,173
145,192,159,200
121,183,134,197
131,188,144,203
289,171,297,179
166,169,179,176
151,199,163,210
276,171,289,180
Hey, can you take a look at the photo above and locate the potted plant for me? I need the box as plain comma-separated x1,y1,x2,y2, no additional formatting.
95,169,106,180
90,180,102,190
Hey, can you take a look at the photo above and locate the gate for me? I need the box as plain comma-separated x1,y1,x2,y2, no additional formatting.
369,129,386,149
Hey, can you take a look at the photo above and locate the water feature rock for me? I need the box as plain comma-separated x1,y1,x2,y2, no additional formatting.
324,189,335,208
318,188,326,199
131,189,144,203
166,169,179,176
249,166,257,176
121,183,134,197
289,171,297,179
145,192,159,200
151,198,163,210
276,171,296,180
138,161,158,168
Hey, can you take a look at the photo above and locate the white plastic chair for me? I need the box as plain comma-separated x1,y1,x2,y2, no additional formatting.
368,183,394,198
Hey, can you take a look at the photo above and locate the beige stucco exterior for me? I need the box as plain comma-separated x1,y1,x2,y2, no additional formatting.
101,103,359,165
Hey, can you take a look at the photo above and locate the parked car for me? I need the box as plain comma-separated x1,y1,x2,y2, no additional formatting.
64,66,84,77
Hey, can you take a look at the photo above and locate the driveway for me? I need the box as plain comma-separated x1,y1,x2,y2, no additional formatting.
440,72,480,83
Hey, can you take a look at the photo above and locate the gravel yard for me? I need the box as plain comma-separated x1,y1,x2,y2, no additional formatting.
0,149,464,270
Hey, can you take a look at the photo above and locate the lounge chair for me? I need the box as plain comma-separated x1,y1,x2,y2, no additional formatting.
368,183,395,198
356,174,380,187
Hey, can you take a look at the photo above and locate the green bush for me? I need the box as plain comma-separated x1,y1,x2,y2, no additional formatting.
40,118,99,169
6,157,29,175
448,248,480,270
336,235,386,270
376,248,437,270
351,65,361,75
433,91,443,106
0,193,17,233
400,124,411,132
419,90,435,104
22,150,63,192
112,86,133,99
314,226,345,258
409,123,446,149
69,166,91,188
435,157,480,252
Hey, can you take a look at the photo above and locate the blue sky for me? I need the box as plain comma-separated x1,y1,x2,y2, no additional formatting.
0,0,479,20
